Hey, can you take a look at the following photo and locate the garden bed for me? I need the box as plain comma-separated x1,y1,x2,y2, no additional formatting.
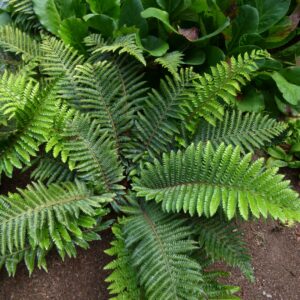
0,171,299,300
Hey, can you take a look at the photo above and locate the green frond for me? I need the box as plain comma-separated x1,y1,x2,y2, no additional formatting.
8,0,40,31
62,114,124,193
74,61,145,155
0,71,37,118
183,50,270,129
0,246,48,277
0,180,112,275
123,201,203,300
195,216,253,280
0,79,58,176
40,37,84,105
31,155,77,185
105,223,142,300
0,25,41,62
134,142,300,222
155,51,184,80
192,110,288,153
201,268,240,300
131,68,196,159
85,33,146,66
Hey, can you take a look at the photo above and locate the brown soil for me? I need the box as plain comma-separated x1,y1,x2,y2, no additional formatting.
0,170,299,300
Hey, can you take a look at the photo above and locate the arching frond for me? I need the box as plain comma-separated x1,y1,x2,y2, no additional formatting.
0,25,41,62
134,142,300,222
192,110,288,153
9,0,40,31
130,68,196,160
31,155,76,185
73,61,147,156
105,223,142,300
85,34,146,66
155,51,184,80
40,37,84,105
0,181,112,275
123,201,203,300
62,114,124,193
195,216,253,280
183,50,270,129
0,80,58,176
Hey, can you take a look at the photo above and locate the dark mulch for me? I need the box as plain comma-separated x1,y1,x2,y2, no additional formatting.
0,169,299,299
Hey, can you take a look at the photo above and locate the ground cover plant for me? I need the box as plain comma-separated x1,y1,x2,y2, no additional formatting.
0,0,300,299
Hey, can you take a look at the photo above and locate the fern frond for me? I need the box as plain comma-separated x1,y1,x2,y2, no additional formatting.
193,110,288,153
0,181,112,275
0,25,40,62
40,37,84,105
105,223,142,300
155,51,184,80
31,155,76,184
183,50,269,129
85,34,146,66
62,114,124,193
134,142,300,222
130,68,196,159
9,0,40,31
0,80,58,176
195,216,253,280
123,201,203,300
201,267,240,300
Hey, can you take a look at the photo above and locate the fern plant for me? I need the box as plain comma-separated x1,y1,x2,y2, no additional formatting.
0,23,299,300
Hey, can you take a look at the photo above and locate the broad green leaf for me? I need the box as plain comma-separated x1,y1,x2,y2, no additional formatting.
156,0,181,13
236,87,265,112
244,0,291,33
84,14,116,37
86,0,120,18
141,7,177,32
184,48,206,65
228,5,259,50
33,0,61,35
119,0,148,36
58,17,88,52
280,67,300,85
272,72,300,105
141,35,169,56
0,12,10,26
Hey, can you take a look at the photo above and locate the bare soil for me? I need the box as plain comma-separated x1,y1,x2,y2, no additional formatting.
0,170,299,300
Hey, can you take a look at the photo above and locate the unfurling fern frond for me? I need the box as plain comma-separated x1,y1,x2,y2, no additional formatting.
155,51,184,80
0,80,58,176
0,25,41,62
40,37,84,105
195,216,253,280
9,0,40,31
105,223,142,300
131,68,196,159
0,181,112,276
31,155,76,184
85,34,146,66
123,201,203,300
134,142,300,222
62,114,124,193
192,110,288,153
183,50,270,129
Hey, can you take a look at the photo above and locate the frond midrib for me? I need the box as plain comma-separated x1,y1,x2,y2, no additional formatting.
142,209,180,300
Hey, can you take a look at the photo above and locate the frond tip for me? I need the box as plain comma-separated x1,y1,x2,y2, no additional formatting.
134,142,300,222
192,110,288,153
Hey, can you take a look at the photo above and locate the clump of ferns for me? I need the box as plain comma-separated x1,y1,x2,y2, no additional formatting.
0,22,298,300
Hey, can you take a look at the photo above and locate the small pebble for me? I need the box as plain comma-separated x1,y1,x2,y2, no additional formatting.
263,291,273,298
